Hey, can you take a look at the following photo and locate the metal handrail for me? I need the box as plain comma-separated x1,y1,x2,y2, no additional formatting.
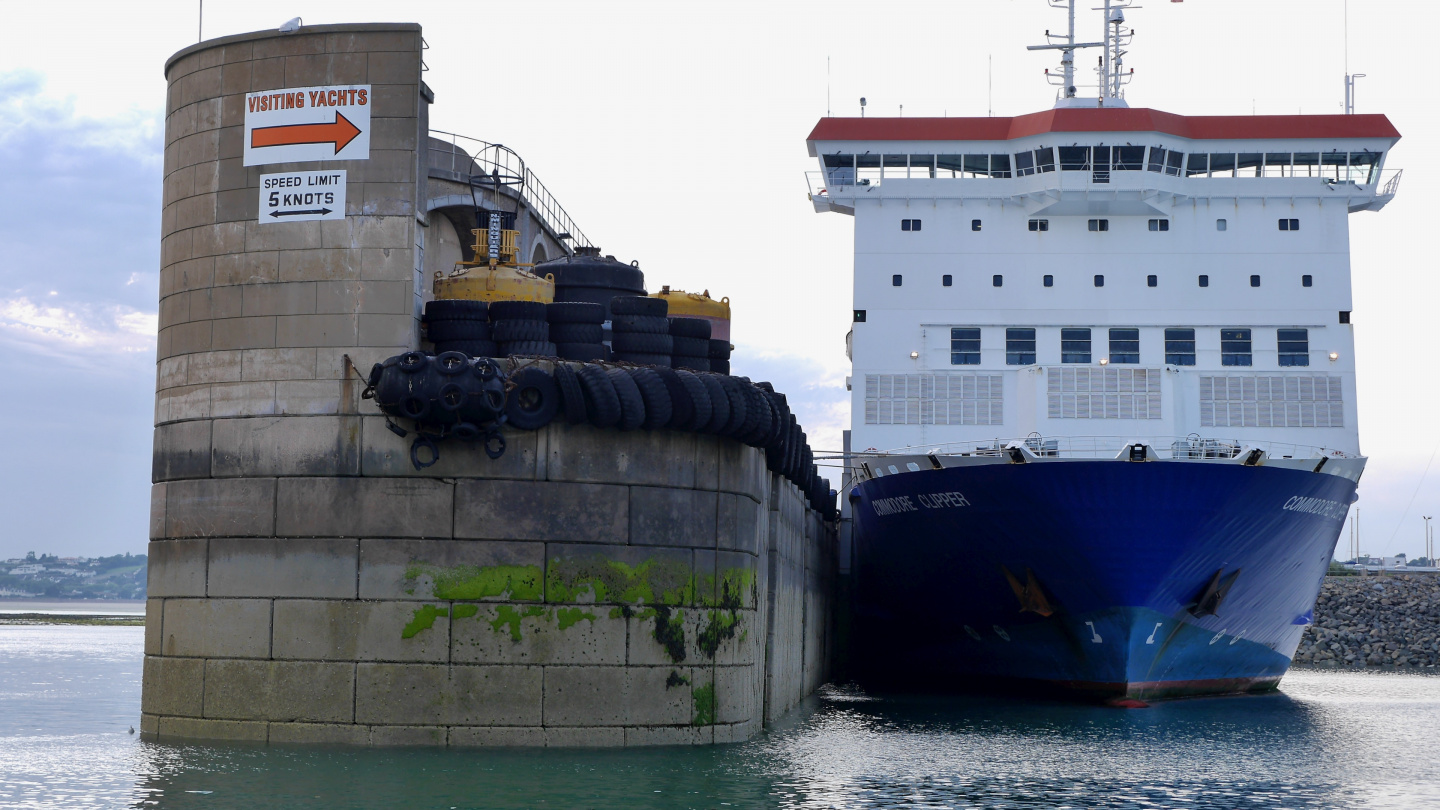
429,129,592,249
869,435,1350,461
1381,168,1404,197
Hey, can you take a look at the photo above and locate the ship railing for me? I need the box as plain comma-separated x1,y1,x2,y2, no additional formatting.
429,129,592,249
875,435,1348,461
1380,168,1403,197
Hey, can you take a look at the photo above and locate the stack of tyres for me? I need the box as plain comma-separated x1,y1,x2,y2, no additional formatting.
668,317,711,372
423,300,497,357
610,296,671,366
708,339,732,375
489,300,555,358
534,248,645,321
546,302,606,362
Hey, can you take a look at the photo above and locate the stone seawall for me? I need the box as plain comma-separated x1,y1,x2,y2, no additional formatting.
1293,574,1440,670
144,421,836,746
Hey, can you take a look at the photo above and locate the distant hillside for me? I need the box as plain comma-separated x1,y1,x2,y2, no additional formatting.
0,553,146,600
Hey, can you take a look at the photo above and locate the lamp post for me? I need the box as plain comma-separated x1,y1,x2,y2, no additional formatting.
1425,516,1434,568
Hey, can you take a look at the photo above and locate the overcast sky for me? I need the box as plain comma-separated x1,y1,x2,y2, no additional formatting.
0,0,1435,561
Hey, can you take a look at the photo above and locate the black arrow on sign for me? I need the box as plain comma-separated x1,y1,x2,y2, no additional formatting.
270,208,333,218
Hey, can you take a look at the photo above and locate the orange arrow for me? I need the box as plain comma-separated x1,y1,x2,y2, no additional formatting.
250,112,362,153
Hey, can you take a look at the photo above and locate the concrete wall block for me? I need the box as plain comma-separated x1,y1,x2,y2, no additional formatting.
204,659,356,723
139,713,159,735
142,656,205,717
326,30,420,54
275,380,344,415
161,598,271,658
248,56,286,93
368,51,422,86
145,599,163,655
322,214,412,249
211,415,358,477
359,182,415,217
358,538,544,602
275,477,452,538
360,246,412,281
545,543,693,607
694,435,723,492
542,727,624,747
625,725,714,746
157,717,268,743
245,220,322,252
208,537,358,599
218,61,251,96
716,442,766,504
360,417,538,480
453,480,627,543
150,483,167,540
165,477,276,538
159,291,190,329
545,423,697,488
211,380,277,417
629,487,717,548
158,384,212,423
242,281,317,317
157,356,188,390
211,316,278,352
284,51,368,86
215,251,279,287
152,420,212,481
316,280,410,314
369,725,446,746
216,127,244,163
166,320,213,357
355,664,542,726
272,599,450,662
369,84,416,118
242,347,317,381
275,314,358,347
451,603,625,666
449,726,545,747
714,551,760,610
171,256,217,295
543,666,692,727
251,31,327,59
705,608,760,667
215,158,247,193
147,538,207,597
187,350,243,384
186,279,245,327
278,248,362,283
626,608,706,667
269,722,370,746
369,117,419,152
716,493,764,556
714,717,761,744
357,313,415,347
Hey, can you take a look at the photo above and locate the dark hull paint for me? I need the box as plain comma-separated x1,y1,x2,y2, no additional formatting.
850,460,1356,700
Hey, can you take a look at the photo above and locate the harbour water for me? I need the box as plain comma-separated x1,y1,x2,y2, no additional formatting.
3,625,1439,809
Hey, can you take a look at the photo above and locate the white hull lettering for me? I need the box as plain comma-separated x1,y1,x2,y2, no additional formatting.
1282,495,1348,522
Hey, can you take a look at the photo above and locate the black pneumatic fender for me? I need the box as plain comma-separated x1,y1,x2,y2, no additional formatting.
459,359,507,424
504,367,560,430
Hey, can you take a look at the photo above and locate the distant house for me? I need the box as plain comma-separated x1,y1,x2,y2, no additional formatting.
8,564,45,575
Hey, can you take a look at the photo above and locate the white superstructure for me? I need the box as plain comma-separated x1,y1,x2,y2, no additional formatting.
807,7,1400,462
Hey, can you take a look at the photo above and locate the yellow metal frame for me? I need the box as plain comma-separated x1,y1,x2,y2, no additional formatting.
457,227,532,270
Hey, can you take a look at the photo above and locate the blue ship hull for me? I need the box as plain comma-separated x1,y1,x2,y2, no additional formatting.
850,460,1356,699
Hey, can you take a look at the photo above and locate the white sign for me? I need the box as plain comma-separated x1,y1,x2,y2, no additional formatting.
259,170,346,223
243,85,371,166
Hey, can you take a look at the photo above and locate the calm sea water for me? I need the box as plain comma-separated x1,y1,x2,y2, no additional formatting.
2,626,1438,809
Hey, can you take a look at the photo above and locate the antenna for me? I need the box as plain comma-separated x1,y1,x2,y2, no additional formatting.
827,56,831,117
1028,0,1111,105
198,0,203,42
988,55,992,117
859,97,866,118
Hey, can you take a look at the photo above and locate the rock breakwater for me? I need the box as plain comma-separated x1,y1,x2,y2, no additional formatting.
1293,574,1440,669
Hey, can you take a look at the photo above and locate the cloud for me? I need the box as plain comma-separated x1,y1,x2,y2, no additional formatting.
0,295,156,357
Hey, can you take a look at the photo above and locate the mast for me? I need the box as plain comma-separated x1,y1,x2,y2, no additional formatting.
1028,0,1104,101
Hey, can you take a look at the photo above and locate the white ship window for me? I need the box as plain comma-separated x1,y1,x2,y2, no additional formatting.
1186,153,1209,177
1303,275,1313,287
1114,146,1145,171
1047,367,1162,420
1199,275,1210,287
1028,219,1049,232
901,219,922,231
822,153,856,186
1278,329,1310,367
1209,153,1237,176
1094,274,1105,287
1015,151,1035,176
1015,147,1058,176
1088,219,1109,232
942,274,953,287
1006,328,1036,366
1109,328,1140,364
950,328,981,365
1147,275,1158,287
1200,374,1343,428
1148,219,1170,232
1059,146,1090,171
1165,328,1196,366
1221,329,1253,366
1279,218,1300,231
1340,311,1350,324
971,219,982,231
909,155,936,179
864,372,1003,426
1043,275,1054,287
1061,328,1092,363
1251,275,1261,287
892,275,902,286
992,275,1003,287
1216,219,1227,231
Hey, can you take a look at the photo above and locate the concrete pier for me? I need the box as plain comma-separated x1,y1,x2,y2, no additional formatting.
144,22,835,746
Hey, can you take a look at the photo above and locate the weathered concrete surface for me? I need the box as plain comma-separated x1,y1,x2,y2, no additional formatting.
145,21,837,747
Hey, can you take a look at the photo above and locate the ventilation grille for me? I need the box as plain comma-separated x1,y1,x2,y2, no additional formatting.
1200,375,1344,428
1046,367,1162,419
864,373,1003,426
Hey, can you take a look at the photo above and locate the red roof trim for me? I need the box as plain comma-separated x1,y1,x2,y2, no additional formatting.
806,108,1400,143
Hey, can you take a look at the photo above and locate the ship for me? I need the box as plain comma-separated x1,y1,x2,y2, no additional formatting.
806,0,1400,700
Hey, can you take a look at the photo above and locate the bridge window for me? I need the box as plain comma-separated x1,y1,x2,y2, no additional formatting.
1028,219,1049,232
943,274,952,287
1044,275,1054,287
1006,328,1036,366
1114,146,1145,170
951,328,981,365
1094,274,1105,287
1148,219,1169,232
971,219,982,231
993,275,1003,287
1278,328,1310,366
901,219,922,231
1165,328,1196,366
1222,328,1252,366
908,154,935,179
1059,146,1089,171
1061,328,1092,363
1279,218,1300,231
1109,328,1140,364
1199,275,1209,287
1088,219,1109,232
1251,275,1261,287
1303,274,1313,287
892,274,902,287
1148,275,1158,287
823,153,855,185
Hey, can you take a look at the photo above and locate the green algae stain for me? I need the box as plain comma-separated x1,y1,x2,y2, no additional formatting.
404,563,544,602
489,605,549,642
450,603,480,621
692,681,716,726
697,609,741,658
401,604,447,639
652,606,687,663
666,670,690,689
547,556,693,606
556,607,596,631
702,567,757,609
